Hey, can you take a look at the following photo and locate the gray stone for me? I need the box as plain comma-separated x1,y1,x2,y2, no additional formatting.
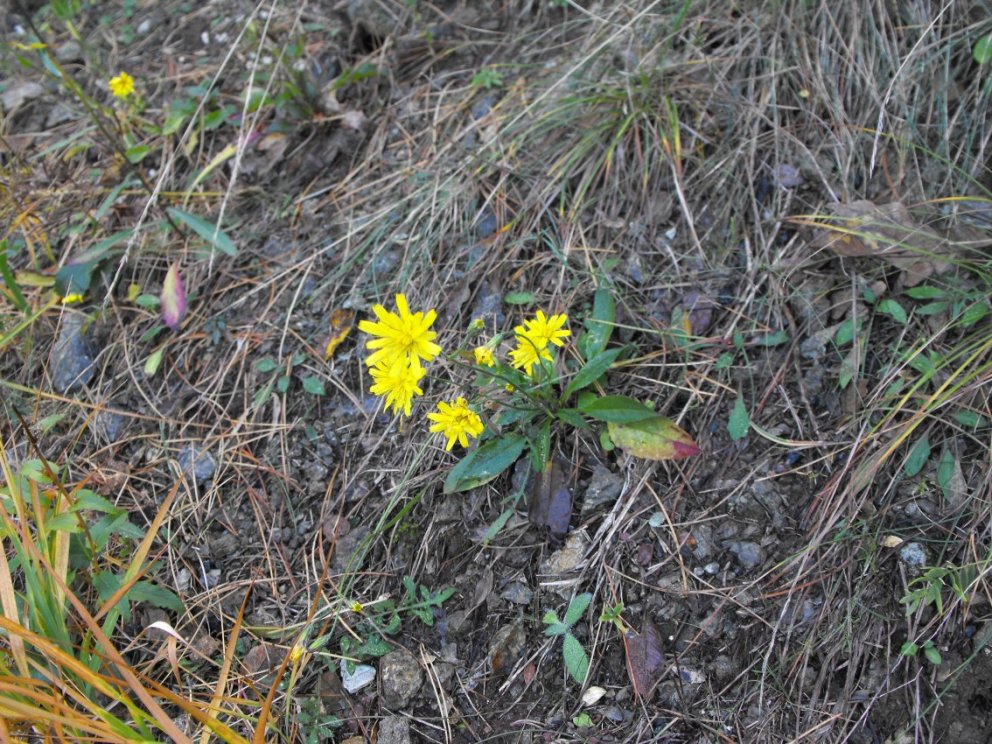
340,661,375,693
899,542,928,573
501,581,533,605
727,541,764,570
582,465,623,514
93,409,125,443
177,446,216,483
380,647,422,709
2,81,45,110
377,716,411,744
50,314,96,392
55,41,83,63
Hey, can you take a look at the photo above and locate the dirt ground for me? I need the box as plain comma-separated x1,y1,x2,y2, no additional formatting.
2,1,991,742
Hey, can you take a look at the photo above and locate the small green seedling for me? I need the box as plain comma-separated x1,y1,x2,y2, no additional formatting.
900,639,942,665
543,592,592,684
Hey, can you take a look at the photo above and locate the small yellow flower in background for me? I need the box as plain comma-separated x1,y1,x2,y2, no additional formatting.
350,601,364,613
369,355,426,416
108,71,135,99
359,293,441,368
514,310,570,349
473,346,496,367
509,336,553,375
469,317,485,331
289,644,305,663
428,397,484,451
60,293,85,304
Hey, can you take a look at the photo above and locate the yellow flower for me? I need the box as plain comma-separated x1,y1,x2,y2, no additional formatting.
350,601,364,613
514,310,570,349
509,335,553,375
473,346,496,367
369,356,426,416
428,397,484,451
108,72,135,99
289,644,305,663
358,293,441,368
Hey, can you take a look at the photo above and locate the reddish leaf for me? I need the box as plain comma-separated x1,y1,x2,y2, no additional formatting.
607,416,699,460
623,616,665,700
528,457,572,540
160,262,186,330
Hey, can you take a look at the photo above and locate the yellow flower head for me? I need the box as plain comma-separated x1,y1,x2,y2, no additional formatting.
514,310,570,349
508,337,553,375
369,355,426,416
289,644,305,663
358,293,441,368
109,72,135,99
428,397,484,451
350,601,364,613
473,346,496,367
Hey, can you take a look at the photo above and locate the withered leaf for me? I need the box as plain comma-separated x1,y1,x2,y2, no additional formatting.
324,308,355,359
810,201,950,286
528,456,572,540
623,616,665,700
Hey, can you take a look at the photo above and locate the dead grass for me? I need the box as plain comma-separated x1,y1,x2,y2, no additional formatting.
1,0,991,740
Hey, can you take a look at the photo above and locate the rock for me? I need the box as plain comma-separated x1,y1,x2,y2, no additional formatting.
539,530,589,595
377,716,411,744
50,314,96,392
501,581,533,605
93,409,125,443
55,41,83,63
2,80,45,110
332,525,370,573
379,647,422,709
475,207,497,239
177,445,216,483
488,621,526,675
899,542,928,573
46,101,77,127
582,465,623,514
469,283,505,328
727,541,764,570
340,661,376,693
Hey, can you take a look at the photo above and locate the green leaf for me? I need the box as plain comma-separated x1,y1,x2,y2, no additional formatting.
923,642,942,665
544,621,568,637
834,318,861,346
563,632,589,684
255,357,279,373
252,379,274,410
959,301,989,328
903,434,931,477
135,294,160,309
443,433,527,493
936,448,955,498
563,347,623,399
127,580,184,613
952,411,986,429
727,395,749,441
556,408,591,431
167,207,237,256
904,285,945,300
301,376,326,396
144,348,164,377
607,416,700,460
542,610,560,626
974,33,992,64
900,641,919,656
714,352,734,370
530,419,552,472
564,592,592,626
572,713,594,728
876,298,908,325
125,144,151,164
916,301,949,316
754,329,789,346
582,288,616,358
0,241,28,313
503,291,536,305
482,507,516,544
578,395,657,423
276,375,291,393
